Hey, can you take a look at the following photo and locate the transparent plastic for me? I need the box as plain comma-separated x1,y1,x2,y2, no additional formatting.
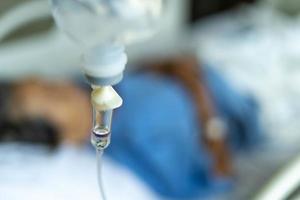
51,0,163,48
96,149,106,200
91,108,113,150
91,108,112,199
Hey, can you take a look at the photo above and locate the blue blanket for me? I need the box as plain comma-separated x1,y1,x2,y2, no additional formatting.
106,67,261,199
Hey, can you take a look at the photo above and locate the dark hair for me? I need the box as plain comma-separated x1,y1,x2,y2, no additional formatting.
190,0,256,23
0,118,59,149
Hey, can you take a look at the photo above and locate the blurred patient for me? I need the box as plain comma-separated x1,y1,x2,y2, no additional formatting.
0,54,261,200
0,79,91,147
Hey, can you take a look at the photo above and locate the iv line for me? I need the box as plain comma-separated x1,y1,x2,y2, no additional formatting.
90,87,122,200
96,149,107,200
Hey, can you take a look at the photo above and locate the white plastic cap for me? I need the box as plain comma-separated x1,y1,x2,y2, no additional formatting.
91,86,123,111
83,44,127,85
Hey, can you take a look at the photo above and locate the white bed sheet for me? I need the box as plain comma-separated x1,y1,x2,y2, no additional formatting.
0,144,161,200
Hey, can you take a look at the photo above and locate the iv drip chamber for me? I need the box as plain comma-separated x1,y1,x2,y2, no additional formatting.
90,86,122,150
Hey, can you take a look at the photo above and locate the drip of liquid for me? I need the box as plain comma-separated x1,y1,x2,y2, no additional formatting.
96,149,107,200
91,128,111,150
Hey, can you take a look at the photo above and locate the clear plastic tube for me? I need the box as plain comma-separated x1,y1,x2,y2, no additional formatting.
90,88,119,199
91,108,112,150
92,108,112,199
93,108,112,131
96,149,106,200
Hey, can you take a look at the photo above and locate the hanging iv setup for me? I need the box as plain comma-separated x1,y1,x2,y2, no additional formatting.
90,85,122,200
50,0,163,199
90,85,123,150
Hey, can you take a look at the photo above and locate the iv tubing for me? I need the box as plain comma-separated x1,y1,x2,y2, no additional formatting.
96,149,107,200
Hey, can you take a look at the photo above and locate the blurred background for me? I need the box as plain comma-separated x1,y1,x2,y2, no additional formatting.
1,0,300,199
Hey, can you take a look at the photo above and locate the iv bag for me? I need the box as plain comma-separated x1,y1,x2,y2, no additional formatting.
51,0,163,48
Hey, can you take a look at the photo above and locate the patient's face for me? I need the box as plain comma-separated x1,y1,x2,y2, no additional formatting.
8,79,92,145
